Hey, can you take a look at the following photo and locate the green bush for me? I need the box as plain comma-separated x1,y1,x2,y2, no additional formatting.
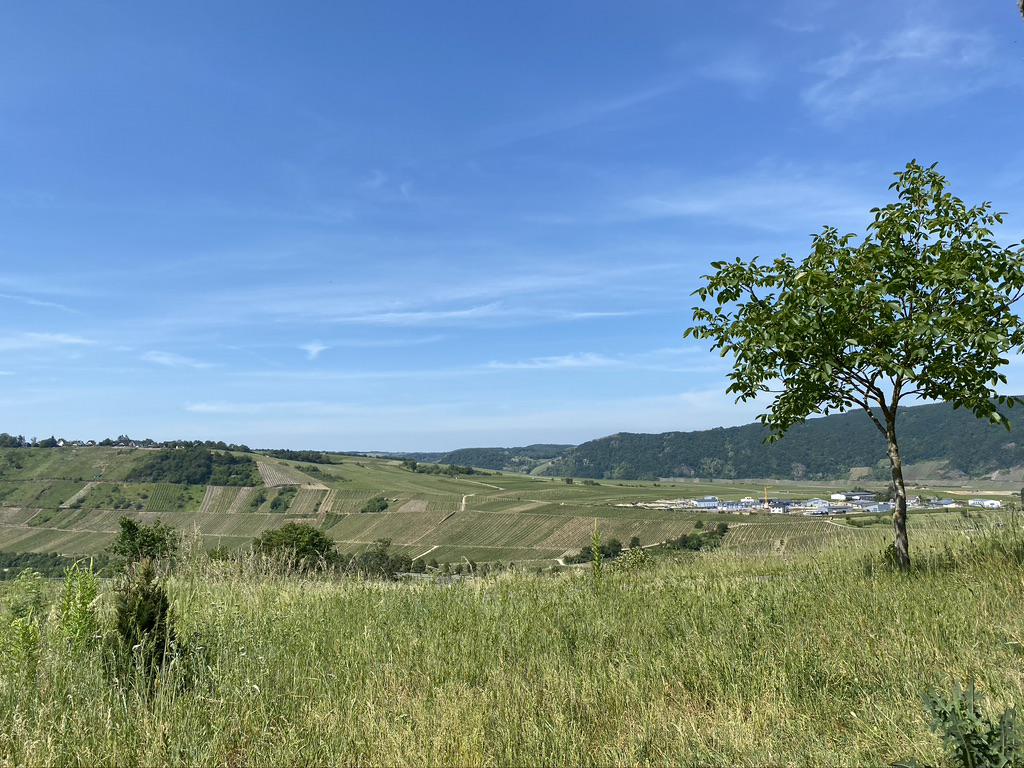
360,495,389,514
253,523,338,569
109,560,175,686
107,517,179,569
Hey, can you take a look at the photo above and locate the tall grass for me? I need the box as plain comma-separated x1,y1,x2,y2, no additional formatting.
2,530,1024,766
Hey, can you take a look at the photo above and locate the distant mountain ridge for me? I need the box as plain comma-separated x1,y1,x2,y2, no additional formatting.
539,401,1024,481
386,401,1024,481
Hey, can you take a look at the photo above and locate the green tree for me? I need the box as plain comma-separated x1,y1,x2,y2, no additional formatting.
687,161,1024,570
253,523,337,568
108,517,179,568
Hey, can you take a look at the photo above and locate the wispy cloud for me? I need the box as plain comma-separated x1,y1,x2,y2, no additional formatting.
0,292,80,314
141,351,214,369
486,353,622,371
698,51,770,94
0,332,95,352
803,24,998,123
300,341,328,360
330,303,503,327
625,163,873,232
483,79,684,148
330,335,446,349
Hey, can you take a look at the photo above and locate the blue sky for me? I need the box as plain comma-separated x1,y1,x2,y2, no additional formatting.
2,1,1023,450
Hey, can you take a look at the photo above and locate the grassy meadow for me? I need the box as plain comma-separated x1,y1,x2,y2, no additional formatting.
2,526,1024,766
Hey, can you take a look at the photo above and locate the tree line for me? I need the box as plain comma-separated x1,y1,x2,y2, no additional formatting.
400,459,482,476
563,523,729,565
259,449,334,464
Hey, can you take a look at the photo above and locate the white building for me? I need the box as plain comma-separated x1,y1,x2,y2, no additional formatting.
694,496,720,510
968,499,1003,509
864,502,894,514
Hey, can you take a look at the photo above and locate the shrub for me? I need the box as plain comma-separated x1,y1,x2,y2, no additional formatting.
615,547,651,573
253,523,338,569
342,539,410,579
107,517,179,569
110,560,175,685
269,486,297,513
6,568,45,619
360,495,389,514
55,562,100,650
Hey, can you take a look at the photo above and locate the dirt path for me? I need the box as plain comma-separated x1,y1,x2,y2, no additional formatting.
462,479,505,491
411,544,439,561
461,493,475,511
317,488,336,524
60,482,97,509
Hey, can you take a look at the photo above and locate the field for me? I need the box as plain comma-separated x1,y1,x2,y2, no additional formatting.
0,447,1014,564
3,528,1024,765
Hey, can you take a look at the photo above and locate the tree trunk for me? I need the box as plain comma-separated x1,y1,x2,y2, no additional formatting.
886,421,910,571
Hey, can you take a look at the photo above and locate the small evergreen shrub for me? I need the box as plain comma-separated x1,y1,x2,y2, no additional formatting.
108,560,175,686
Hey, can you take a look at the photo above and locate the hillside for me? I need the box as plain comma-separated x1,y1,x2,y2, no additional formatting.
540,400,1024,481
0,445,765,563
398,444,574,473
4,443,999,566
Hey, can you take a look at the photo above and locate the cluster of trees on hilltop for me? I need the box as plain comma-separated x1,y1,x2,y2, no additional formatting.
0,433,252,451
400,459,481,476
99,437,252,451
541,400,1024,481
127,446,260,486
0,434,60,448
259,449,333,464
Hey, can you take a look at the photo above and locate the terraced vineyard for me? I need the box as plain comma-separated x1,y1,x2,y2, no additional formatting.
287,487,327,517
144,483,205,513
256,459,321,487
722,519,869,555
199,486,244,516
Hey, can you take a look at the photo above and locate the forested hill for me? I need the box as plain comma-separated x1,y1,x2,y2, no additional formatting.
540,401,1024,481
399,444,573,473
